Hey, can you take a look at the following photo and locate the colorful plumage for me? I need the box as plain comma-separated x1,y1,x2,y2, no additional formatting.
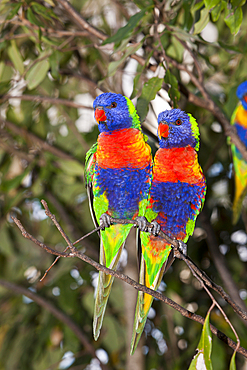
230,81,247,224
131,109,206,354
85,92,152,340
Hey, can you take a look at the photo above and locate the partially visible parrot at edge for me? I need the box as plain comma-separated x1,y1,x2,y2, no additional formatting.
131,109,206,354
85,92,152,341
230,81,247,224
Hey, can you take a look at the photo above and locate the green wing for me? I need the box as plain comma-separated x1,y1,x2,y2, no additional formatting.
84,142,98,230
85,142,97,187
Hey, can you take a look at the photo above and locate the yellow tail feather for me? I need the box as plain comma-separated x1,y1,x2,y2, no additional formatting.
130,257,166,355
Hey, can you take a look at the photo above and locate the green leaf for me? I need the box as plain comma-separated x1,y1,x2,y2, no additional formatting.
43,0,55,6
224,6,243,35
166,36,184,62
229,351,237,370
130,51,153,99
108,42,142,76
7,40,24,75
102,8,150,45
131,73,142,100
0,62,13,82
164,69,180,107
193,7,210,34
6,3,22,20
0,62,4,79
0,81,11,95
211,2,224,21
49,51,60,80
26,59,50,90
132,0,154,9
113,38,131,53
191,0,204,14
204,0,220,9
188,312,213,370
27,7,43,27
0,41,7,52
57,159,84,176
31,2,59,21
0,226,14,257
0,167,31,192
136,76,163,122
218,40,242,53
231,0,245,7
182,0,194,31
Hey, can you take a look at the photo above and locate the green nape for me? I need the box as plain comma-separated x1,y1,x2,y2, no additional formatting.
188,113,200,151
125,96,142,130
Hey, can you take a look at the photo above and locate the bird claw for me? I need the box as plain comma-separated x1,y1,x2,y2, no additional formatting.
149,220,160,236
134,216,148,232
178,241,187,255
99,213,111,230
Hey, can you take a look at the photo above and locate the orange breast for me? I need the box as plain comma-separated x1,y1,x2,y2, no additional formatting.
153,146,203,184
97,128,151,169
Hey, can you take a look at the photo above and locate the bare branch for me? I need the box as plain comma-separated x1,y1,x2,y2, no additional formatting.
55,0,107,41
0,118,81,163
11,206,247,358
185,255,240,352
11,215,71,258
51,0,247,162
0,94,93,110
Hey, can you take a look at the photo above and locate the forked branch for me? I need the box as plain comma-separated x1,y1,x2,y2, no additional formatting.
10,200,247,358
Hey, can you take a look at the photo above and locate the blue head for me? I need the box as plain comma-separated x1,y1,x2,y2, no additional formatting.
236,81,247,110
157,109,200,150
93,92,141,133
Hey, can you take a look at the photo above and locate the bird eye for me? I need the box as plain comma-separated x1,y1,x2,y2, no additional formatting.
175,119,182,125
111,102,117,108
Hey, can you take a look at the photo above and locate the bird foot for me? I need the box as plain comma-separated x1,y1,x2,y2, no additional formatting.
134,216,148,232
178,241,187,255
99,213,111,230
149,220,161,236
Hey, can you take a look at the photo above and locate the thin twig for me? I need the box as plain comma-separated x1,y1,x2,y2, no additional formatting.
164,24,204,84
185,257,241,353
0,118,80,163
11,207,247,358
55,0,107,41
0,94,94,110
40,225,101,281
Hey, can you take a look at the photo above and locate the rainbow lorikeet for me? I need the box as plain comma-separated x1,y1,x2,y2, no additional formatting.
131,109,206,354
230,81,247,224
85,92,152,340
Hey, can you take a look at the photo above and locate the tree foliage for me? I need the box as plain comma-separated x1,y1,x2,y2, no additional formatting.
0,0,247,369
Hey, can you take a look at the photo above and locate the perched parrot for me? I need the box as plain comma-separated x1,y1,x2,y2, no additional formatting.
85,92,152,341
131,109,206,354
230,81,247,224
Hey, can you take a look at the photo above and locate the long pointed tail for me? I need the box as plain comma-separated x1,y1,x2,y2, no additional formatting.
131,250,174,354
93,243,124,340
130,257,165,354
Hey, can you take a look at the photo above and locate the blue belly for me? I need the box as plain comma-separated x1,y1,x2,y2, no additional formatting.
94,164,151,219
150,180,205,239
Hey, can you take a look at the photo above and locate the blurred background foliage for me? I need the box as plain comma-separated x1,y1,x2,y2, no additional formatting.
0,0,247,369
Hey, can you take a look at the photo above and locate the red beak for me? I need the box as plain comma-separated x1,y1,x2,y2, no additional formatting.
95,108,106,123
158,123,169,138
